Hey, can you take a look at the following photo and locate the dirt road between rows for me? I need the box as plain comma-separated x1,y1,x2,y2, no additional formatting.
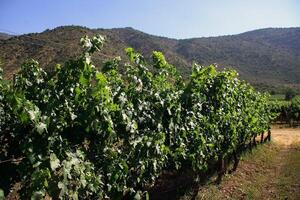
195,126,300,200
271,126,300,146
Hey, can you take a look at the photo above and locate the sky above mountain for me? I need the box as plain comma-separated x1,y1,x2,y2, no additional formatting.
0,0,299,39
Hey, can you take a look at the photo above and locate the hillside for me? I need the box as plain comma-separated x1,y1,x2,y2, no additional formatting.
0,26,300,92
0,33,12,40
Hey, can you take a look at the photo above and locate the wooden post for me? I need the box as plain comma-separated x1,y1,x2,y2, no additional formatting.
232,151,240,172
252,136,256,147
217,156,225,184
260,132,264,144
249,140,252,151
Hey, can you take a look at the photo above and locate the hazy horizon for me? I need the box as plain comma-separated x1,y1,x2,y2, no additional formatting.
1,25,300,40
1,0,300,39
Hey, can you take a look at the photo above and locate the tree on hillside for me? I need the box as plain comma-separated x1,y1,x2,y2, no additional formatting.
285,88,296,100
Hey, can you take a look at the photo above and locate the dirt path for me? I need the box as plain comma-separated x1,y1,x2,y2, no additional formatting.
195,127,300,200
271,126,300,146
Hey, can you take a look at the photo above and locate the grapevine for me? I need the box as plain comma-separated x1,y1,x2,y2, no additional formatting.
0,35,275,199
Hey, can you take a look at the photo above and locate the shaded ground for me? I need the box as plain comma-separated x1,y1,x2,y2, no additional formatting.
194,127,300,200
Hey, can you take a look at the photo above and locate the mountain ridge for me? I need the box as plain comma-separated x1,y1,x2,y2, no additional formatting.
1,25,300,92
0,32,12,40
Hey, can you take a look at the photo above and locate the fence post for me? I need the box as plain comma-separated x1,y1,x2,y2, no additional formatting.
260,132,264,143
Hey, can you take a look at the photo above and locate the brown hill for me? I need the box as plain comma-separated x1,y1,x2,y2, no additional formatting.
0,26,299,92
0,33,12,40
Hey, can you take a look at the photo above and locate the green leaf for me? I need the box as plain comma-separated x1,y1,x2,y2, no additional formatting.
36,122,47,134
79,74,88,86
207,143,214,148
145,192,149,200
152,51,167,69
0,189,4,200
28,108,39,122
133,191,141,200
95,72,106,87
50,153,60,171
31,191,45,200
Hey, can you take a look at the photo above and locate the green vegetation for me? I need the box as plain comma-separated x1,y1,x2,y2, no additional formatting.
270,94,286,101
269,96,300,125
285,88,297,101
277,144,300,199
0,35,274,199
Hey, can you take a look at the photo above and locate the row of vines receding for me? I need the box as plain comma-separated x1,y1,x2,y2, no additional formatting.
269,98,300,126
0,35,276,199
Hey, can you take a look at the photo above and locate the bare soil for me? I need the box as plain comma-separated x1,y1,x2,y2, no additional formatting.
271,126,300,146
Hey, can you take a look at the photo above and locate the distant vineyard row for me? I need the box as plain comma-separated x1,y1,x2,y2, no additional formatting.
270,98,300,125
0,35,275,199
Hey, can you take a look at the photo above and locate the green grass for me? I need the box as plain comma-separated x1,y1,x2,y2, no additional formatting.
276,145,300,200
195,143,279,200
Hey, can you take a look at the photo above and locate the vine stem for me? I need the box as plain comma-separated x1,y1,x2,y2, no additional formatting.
0,157,24,164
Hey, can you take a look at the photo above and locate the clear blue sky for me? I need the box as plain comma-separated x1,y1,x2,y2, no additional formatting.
0,0,299,39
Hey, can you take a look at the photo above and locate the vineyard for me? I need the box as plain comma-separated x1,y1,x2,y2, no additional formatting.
269,97,300,126
0,35,275,199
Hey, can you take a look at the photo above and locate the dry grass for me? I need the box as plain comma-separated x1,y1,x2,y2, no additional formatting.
194,127,300,200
